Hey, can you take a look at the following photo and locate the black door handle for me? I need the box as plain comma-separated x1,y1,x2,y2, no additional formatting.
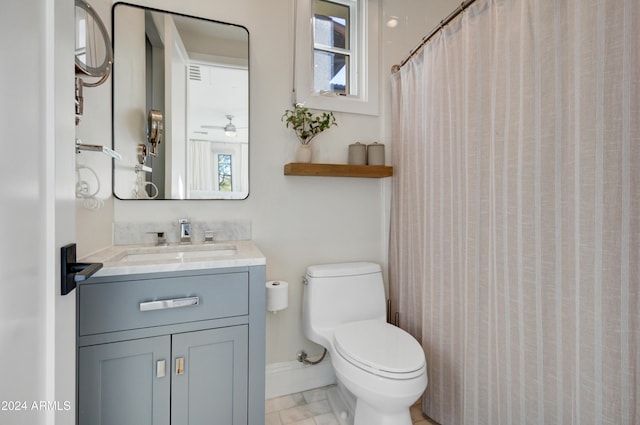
61,243,103,295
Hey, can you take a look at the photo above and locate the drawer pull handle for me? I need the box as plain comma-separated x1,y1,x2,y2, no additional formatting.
139,296,200,311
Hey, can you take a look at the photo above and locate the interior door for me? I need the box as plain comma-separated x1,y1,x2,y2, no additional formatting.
0,1,78,424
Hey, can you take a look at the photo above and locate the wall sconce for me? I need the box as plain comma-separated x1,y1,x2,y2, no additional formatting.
147,109,164,156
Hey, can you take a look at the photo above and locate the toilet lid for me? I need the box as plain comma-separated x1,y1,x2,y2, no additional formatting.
333,320,426,380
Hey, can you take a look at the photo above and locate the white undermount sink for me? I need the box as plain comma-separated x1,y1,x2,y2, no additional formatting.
113,244,237,263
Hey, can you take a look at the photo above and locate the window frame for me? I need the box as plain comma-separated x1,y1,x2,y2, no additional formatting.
294,0,379,116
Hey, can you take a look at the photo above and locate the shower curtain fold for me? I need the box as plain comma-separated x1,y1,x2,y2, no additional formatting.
389,0,639,424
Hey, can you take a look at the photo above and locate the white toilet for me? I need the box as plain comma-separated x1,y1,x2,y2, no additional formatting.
302,262,428,425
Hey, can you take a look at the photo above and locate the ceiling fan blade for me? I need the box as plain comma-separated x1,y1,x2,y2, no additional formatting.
200,125,248,129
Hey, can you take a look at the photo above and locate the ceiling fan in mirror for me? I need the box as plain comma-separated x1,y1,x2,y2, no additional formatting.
201,115,247,137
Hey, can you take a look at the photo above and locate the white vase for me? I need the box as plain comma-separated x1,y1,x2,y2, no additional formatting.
295,144,312,163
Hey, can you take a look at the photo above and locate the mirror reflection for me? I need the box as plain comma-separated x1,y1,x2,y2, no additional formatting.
112,3,249,200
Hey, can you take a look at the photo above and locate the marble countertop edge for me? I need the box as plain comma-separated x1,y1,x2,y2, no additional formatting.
80,240,266,278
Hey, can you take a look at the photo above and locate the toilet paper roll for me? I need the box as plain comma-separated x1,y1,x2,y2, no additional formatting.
266,281,289,313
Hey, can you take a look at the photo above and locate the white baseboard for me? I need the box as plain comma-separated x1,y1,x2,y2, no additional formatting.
265,354,336,399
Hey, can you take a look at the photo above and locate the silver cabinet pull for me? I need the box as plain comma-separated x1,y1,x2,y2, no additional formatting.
139,296,200,312
156,360,166,378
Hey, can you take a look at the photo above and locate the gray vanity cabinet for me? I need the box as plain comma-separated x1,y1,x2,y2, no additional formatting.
77,266,265,425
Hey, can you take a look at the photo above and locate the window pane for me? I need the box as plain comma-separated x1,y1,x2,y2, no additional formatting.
217,154,232,192
314,50,349,94
313,0,349,50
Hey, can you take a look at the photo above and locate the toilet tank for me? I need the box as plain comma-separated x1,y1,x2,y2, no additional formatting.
302,262,387,346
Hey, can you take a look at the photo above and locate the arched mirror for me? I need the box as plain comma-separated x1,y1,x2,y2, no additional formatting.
112,3,250,200
75,0,113,124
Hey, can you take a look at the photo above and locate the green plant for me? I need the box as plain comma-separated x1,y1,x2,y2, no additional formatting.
282,103,337,145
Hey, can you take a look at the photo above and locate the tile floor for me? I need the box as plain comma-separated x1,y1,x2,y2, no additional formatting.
265,385,438,425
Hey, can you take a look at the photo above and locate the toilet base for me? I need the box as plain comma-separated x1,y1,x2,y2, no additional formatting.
327,384,355,425
327,378,416,425
331,354,426,425
354,399,412,425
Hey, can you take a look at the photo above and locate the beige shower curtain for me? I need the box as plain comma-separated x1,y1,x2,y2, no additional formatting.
188,140,214,192
389,0,639,424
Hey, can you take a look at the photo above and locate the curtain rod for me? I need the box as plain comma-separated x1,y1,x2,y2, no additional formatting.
391,0,478,73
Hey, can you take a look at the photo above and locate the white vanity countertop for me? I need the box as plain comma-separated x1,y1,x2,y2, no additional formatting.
81,240,266,278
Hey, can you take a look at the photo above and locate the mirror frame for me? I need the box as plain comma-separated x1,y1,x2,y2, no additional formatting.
111,2,250,200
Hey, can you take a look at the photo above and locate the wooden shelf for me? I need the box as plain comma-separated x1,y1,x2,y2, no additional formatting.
284,162,393,178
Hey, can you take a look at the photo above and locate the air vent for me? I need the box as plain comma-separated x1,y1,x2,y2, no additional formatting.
189,65,201,81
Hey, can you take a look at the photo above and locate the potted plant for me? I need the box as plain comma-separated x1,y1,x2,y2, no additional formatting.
282,103,337,163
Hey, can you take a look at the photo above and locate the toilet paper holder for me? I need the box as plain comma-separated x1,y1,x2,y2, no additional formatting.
266,280,289,314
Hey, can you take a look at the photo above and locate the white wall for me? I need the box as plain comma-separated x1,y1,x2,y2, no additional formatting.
1,0,77,424
76,0,460,366
75,0,116,255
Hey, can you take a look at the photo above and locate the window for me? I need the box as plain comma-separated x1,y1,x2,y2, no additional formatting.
313,0,353,95
295,0,379,116
217,154,232,192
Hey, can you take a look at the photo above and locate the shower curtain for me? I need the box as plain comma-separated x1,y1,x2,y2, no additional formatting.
188,140,214,192
389,0,639,424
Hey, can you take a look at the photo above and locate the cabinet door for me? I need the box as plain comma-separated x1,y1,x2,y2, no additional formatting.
78,336,171,425
171,326,249,425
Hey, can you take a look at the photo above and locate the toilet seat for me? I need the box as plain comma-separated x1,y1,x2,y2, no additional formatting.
333,320,426,380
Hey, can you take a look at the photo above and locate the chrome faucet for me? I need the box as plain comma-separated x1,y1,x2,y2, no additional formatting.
179,219,191,244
